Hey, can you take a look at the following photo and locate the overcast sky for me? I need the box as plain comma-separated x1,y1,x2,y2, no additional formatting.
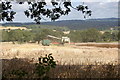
1,0,119,23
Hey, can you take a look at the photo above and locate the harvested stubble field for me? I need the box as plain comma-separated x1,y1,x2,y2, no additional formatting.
1,42,119,65
75,43,119,48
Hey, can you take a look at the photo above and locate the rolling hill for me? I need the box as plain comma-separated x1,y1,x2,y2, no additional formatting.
1,18,119,30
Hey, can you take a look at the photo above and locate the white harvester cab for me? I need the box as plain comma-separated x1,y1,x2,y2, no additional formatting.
47,35,70,44
61,37,70,44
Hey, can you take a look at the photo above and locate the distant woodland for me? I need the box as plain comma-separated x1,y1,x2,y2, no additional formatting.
2,18,119,30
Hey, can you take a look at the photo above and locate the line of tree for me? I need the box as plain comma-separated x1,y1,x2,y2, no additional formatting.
68,28,118,42
1,28,118,44
1,28,64,44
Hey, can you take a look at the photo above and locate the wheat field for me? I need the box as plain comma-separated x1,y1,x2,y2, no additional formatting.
1,42,119,65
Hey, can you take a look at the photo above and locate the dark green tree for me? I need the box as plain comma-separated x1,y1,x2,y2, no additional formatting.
34,32,46,44
102,32,112,42
22,30,34,43
2,30,9,42
8,30,23,44
68,30,82,42
118,31,120,41
80,28,102,42
111,31,118,41
7,30,34,44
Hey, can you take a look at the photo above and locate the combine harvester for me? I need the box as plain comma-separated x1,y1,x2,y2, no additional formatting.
42,35,70,46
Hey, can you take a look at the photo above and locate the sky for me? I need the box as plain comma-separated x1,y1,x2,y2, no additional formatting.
0,0,119,23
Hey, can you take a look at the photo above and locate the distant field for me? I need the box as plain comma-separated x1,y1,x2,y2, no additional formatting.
75,42,119,48
1,42,118,65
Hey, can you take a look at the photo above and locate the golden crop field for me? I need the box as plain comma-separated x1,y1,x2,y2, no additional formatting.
1,42,118,65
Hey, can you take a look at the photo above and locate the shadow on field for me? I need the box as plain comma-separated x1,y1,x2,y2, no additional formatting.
2,58,120,79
